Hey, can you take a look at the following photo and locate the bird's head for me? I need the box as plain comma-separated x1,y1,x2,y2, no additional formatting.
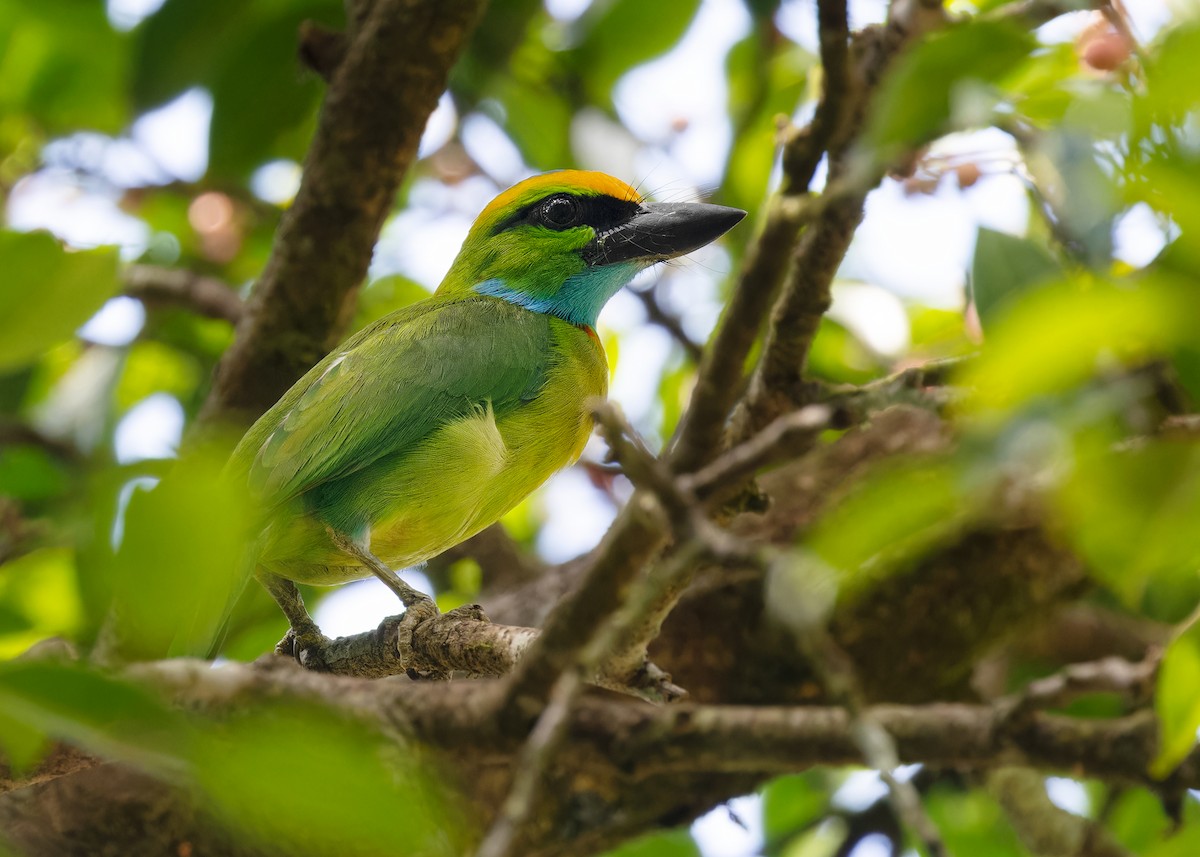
438,171,746,328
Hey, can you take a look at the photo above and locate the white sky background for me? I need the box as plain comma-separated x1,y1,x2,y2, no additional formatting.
10,0,1183,854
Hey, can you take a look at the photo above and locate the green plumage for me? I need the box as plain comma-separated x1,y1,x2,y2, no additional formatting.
232,293,605,584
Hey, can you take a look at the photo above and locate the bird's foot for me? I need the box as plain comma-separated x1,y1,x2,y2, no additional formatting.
377,595,442,680
377,599,489,680
274,621,332,671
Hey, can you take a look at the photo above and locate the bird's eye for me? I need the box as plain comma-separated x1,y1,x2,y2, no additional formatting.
539,195,581,229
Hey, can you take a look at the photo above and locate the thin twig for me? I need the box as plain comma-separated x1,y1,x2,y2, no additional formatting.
786,616,950,857
631,285,704,363
123,265,245,324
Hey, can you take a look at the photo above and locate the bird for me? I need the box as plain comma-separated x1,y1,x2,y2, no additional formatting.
229,170,745,660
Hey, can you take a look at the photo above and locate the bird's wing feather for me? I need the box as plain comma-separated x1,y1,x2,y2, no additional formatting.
234,296,550,507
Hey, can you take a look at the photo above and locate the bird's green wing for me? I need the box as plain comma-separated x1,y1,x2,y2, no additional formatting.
232,295,550,507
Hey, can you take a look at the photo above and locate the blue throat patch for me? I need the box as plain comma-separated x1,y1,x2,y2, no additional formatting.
473,262,640,328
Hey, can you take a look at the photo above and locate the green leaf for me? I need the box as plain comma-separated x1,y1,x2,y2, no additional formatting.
0,444,70,503
191,702,464,857
724,31,812,213
103,445,252,659
925,785,1026,857
761,773,827,846
1144,816,1200,857
1057,436,1200,610
960,273,1199,413
575,0,702,104
1151,615,1200,778
1024,128,1119,266
865,20,1036,155
0,0,130,133
0,709,49,776
492,76,573,169
131,0,250,109
1142,19,1200,123
970,228,1061,330
600,828,700,857
805,317,887,385
1107,788,1171,854
206,2,339,179
0,547,83,657
0,660,189,778
0,231,120,371
806,459,962,593
114,341,203,411
1003,42,1082,126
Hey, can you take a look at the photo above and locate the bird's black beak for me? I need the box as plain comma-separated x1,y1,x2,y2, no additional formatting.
580,201,746,267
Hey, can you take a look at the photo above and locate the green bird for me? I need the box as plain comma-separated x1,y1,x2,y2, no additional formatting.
230,170,745,655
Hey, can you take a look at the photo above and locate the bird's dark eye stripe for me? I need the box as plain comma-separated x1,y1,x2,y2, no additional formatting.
493,193,642,235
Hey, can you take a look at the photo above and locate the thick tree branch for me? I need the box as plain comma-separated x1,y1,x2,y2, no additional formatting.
668,0,856,473
8,661,1198,842
202,0,488,425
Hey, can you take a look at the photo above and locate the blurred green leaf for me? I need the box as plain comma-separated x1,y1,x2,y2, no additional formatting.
134,0,341,178
1024,128,1119,266
104,445,251,659
1141,19,1200,124
207,2,339,179
0,444,70,502
0,603,33,637
0,0,129,133
1058,434,1200,610
192,702,463,857
724,29,811,212
114,341,203,411
1151,615,1200,778
761,773,827,847
1144,808,1200,857
1004,42,1081,126
0,547,83,658
0,231,120,371
1107,788,1171,853
0,660,189,777
0,709,48,776
575,0,702,104
493,76,573,169
132,0,249,109
805,317,887,385
960,274,1198,413
970,227,1061,329
907,305,974,359
807,459,962,594
865,20,1035,155
600,828,700,857
925,785,1025,857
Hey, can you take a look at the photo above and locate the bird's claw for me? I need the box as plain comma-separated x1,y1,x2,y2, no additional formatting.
376,596,450,680
275,623,332,671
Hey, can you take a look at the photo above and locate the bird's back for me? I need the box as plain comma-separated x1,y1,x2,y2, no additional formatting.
247,296,607,584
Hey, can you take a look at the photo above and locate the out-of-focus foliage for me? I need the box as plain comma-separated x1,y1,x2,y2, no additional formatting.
0,660,461,855
0,231,119,370
2,0,1200,855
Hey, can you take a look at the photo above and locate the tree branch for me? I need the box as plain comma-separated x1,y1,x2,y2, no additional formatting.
10,662,1198,835
123,264,245,323
202,0,488,425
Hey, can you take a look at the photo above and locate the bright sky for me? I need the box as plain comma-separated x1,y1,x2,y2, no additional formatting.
11,1,1180,854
